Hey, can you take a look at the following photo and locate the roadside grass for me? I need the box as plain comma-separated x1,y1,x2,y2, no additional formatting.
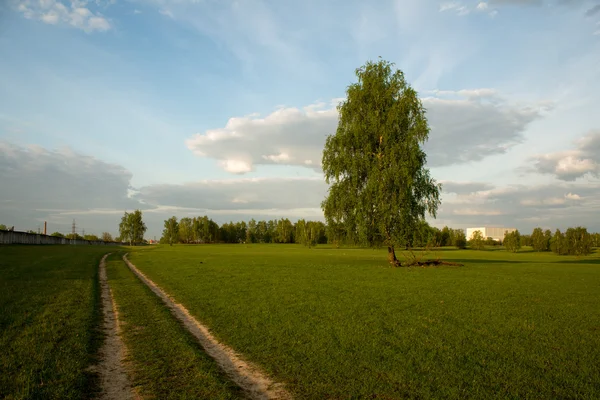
0,245,111,400
104,252,243,399
128,244,600,399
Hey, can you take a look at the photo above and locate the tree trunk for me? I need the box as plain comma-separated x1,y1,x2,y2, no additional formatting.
387,246,399,266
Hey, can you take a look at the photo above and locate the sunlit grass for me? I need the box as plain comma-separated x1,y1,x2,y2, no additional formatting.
128,244,600,399
105,252,242,399
0,245,110,399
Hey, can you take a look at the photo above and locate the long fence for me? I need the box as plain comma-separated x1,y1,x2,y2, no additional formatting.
0,230,121,246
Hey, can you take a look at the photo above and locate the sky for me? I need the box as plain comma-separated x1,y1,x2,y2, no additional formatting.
1,0,599,239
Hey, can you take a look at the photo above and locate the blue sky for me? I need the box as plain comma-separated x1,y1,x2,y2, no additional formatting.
1,0,599,238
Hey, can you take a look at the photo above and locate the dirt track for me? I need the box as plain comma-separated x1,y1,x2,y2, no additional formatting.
122,253,292,400
97,254,137,400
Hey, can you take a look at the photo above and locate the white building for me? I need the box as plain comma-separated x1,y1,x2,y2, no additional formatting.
466,227,516,242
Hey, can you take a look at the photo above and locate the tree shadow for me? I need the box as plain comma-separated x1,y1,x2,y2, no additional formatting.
553,258,600,265
446,258,528,265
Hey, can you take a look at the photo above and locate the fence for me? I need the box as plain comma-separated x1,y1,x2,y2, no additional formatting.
0,230,121,246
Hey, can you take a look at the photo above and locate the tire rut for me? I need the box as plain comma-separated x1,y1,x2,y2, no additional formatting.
122,253,292,400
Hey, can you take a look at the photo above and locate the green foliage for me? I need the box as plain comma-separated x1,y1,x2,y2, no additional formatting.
550,229,566,255
469,230,485,250
101,232,113,242
50,231,64,238
179,217,194,244
504,230,522,253
593,233,600,248
564,227,593,256
83,234,99,241
551,227,593,256
275,218,294,243
531,227,550,252
119,210,147,245
0,224,6,230
453,229,467,249
295,219,326,247
162,216,179,246
321,59,441,263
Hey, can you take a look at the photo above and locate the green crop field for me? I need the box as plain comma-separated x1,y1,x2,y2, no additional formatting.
126,244,600,399
0,245,110,399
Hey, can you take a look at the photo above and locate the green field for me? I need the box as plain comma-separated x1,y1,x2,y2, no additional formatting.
127,244,600,399
1,244,599,399
0,245,110,399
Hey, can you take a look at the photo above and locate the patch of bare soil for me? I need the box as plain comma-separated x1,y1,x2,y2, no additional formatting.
97,254,137,400
122,254,292,400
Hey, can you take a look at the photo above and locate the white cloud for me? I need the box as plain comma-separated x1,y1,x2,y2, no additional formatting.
440,1,499,16
219,159,253,174
436,180,600,232
186,103,337,172
12,0,111,32
0,141,139,233
159,8,174,19
186,91,547,173
439,2,470,15
529,131,600,180
134,177,328,213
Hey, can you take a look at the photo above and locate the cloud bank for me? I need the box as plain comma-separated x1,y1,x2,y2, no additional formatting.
12,0,111,32
186,90,547,173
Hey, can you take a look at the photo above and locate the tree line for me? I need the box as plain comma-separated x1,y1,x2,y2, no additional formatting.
158,215,473,249
160,216,329,247
468,227,599,255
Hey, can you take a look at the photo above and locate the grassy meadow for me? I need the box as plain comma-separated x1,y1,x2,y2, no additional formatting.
1,243,599,399
126,244,600,399
0,245,110,399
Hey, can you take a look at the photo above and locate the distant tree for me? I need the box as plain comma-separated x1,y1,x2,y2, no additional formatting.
321,58,441,265
84,234,99,241
453,229,467,249
162,216,179,246
550,229,566,255
101,232,113,242
592,232,600,248
50,232,64,238
179,217,194,244
544,229,552,249
65,233,83,240
0,224,6,230
237,221,247,243
564,227,592,256
119,210,147,245
504,230,522,253
520,234,532,247
246,219,257,243
531,227,549,252
440,226,451,247
469,230,485,250
276,218,294,243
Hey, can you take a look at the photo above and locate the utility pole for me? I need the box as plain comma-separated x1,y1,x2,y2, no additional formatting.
72,219,76,245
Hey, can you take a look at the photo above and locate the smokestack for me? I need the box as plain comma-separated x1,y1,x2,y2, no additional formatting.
44,221,47,235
